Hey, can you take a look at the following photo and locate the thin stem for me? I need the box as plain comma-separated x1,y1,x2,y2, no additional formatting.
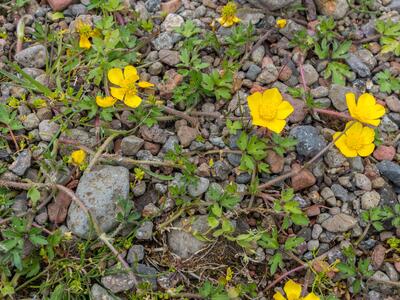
313,108,353,121
86,133,118,172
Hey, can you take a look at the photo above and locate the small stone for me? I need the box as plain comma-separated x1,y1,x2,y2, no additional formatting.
142,203,160,218
161,13,184,32
361,191,380,209
177,126,197,147
152,32,175,50
22,113,40,130
314,0,349,19
321,187,336,206
311,86,329,98
159,70,183,99
159,50,180,66
15,45,47,68
140,125,168,144
160,0,181,13
331,184,349,202
291,164,316,191
91,284,118,300
132,181,146,197
197,163,210,177
47,0,74,11
127,245,145,264
145,0,161,12
257,64,278,84
300,64,319,85
286,95,307,123
290,126,327,158
64,4,87,16
353,173,372,191
312,224,323,239
377,160,400,187
307,240,320,251
246,64,262,81
168,215,209,258
329,84,358,111
251,46,265,64
148,62,163,75
39,120,60,142
246,0,296,10
321,213,357,232
380,115,399,133
213,160,231,181
306,205,321,217
134,1,150,19
121,135,144,156
324,148,346,168
345,53,370,77
386,95,400,112
373,145,396,161
8,150,31,176
266,150,284,173
136,221,153,240
188,177,210,197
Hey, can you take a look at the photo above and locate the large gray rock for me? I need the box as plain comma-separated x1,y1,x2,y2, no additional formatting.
14,45,47,68
321,213,357,232
345,53,370,77
246,0,298,10
314,0,349,19
67,166,130,238
290,126,327,159
39,120,60,142
8,150,31,176
121,135,144,156
168,215,210,258
91,284,120,300
377,160,400,187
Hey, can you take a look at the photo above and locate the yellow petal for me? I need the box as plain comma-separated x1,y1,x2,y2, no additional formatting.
361,126,375,144
273,291,287,300
263,88,283,107
108,68,124,86
333,132,357,158
266,119,286,134
217,17,225,25
358,93,376,108
346,121,363,136
124,65,139,83
369,103,385,121
96,96,117,108
223,19,234,27
233,16,241,23
248,92,263,121
124,94,142,108
358,143,375,157
345,92,356,118
303,292,320,300
138,81,154,88
79,35,91,49
276,100,294,119
284,280,302,300
110,87,126,100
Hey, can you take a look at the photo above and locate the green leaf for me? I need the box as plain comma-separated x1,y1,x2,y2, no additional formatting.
0,239,18,252
332,40,351,59
237,131,248,151
208,216,220,229
27,187,40,207
284,236,304,251
211,203,222,217
269,253,283,275
29,235,48,246
291,214,309,226
337,262,357,277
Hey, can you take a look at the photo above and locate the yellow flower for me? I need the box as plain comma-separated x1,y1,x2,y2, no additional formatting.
134,168,145,181
217,2,241,27
70,149,86,165
346,92,385,126
276,19,287,29
108,65,154,108
247,88,294,133
75,19,95,49
96,95,117,108
333,121,375,157
274,280,320,300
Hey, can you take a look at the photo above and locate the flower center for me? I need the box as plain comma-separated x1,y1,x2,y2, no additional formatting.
259,105,277,121
125,84,138,97
222,2,237,17
346,134,363,150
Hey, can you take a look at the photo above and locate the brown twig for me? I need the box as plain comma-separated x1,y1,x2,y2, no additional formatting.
161,105,199,129
6,124,19,151
86,133,118,172
313,108,353,121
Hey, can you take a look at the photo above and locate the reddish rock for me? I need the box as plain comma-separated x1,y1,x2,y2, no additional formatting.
306,205,320,217
161,0,182,13
197,162,210,177
278,65,292,81
291,164,316,191
385,95,400,112
177,125,198,147
261,56,274,69
250,84,265,94
159,69,183,99
373,145,396,161
144,142,160,155
285,94,307,123
266,150,284,174
202,0,217,9
371,244,386,269
47,0,75,11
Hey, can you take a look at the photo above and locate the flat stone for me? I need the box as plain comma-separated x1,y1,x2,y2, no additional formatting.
321,213,357,232
177,126,197,147
291,164,316,191
67,166,130,239
8,150,31,176
121,135,144,156
373,145,396,161
246,0,297,10
15,45,47,68
161,14,184,32
91,283,120,300
290,126,327,158
377,160,400,187
361,191,380,209
314,0,349,19
188,177,210,197
39,120,60,142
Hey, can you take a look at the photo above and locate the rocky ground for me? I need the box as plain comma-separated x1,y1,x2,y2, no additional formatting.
1,0,400,299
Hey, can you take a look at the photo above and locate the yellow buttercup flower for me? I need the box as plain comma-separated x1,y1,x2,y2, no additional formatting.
75,19,96,49
346,92,385,126
274,280,320,300
96,95,117,108
217,2,241,28
276,19,287,29
108,65,154,108
247,88,294,133
70,149,86,165
333,121,375,157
